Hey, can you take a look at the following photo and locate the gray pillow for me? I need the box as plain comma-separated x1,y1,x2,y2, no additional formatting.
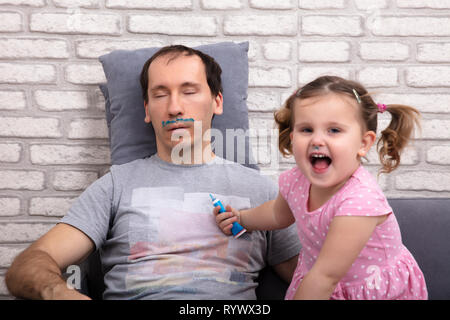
98,41,257,169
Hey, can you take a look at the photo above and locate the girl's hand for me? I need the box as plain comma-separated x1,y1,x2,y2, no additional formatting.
214,205,242,236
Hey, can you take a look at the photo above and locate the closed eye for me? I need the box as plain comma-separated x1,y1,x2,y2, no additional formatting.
151,90,168,99
181,82,200,95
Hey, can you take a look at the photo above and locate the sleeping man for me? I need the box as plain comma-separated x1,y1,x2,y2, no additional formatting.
5,45,300,300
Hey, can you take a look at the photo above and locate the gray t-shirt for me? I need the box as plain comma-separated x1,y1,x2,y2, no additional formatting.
61,155,300,300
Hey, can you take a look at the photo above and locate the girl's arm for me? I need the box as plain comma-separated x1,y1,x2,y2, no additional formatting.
294,214,387,300
215,192,294,234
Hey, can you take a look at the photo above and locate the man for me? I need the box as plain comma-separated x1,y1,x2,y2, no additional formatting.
6,45,300,300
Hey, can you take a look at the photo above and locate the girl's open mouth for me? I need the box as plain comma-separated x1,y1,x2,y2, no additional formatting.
310,153,332,173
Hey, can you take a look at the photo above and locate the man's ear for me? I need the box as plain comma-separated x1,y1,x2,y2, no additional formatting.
358,130,376,157
144,101,151,123
213,92,224,115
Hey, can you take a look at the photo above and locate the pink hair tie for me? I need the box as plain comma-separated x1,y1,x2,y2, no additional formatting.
377,103,387,113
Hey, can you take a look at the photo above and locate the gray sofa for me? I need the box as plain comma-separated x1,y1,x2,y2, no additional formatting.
79,198,450,300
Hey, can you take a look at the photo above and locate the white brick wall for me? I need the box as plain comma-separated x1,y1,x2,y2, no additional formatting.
1,0,450,298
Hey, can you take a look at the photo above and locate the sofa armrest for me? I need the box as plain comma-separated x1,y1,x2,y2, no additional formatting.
389,198,450,300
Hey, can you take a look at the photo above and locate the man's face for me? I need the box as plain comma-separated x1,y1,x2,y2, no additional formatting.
144,53,223,163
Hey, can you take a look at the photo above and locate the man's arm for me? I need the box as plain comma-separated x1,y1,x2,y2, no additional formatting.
5,223,94,300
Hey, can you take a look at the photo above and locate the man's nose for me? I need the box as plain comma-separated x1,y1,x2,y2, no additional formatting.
167,93,184,116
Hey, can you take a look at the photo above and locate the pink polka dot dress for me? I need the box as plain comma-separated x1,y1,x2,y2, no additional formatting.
281,165,428,300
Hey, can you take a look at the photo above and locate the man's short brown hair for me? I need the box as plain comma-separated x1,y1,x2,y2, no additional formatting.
140,45,223,104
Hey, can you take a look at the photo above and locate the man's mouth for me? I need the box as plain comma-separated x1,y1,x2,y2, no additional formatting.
166,123,190,131
309,153,332,172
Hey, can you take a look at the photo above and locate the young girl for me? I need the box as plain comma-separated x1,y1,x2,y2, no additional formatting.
215,76,428,300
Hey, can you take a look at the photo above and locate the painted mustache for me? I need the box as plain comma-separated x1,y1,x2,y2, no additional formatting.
162,118,195,128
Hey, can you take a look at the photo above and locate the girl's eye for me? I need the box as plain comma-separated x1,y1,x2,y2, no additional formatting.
300,127,312,133
329,128,341,134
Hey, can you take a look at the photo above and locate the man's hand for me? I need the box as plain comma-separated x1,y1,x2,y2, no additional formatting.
42,282,91,300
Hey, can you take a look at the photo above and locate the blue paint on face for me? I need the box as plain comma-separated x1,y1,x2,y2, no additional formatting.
162,118,195,128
